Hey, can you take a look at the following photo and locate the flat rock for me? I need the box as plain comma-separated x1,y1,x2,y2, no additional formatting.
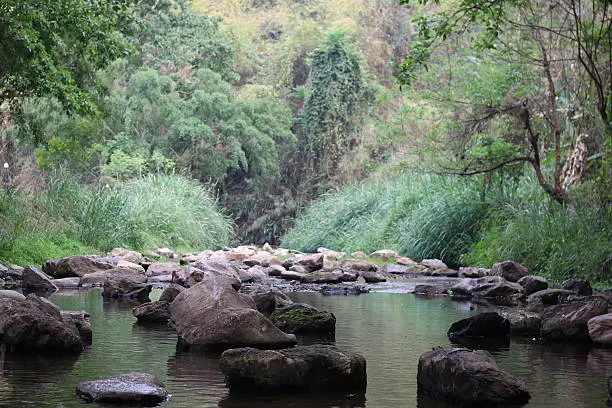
417,348,530,406
146,262,181,277
280,270,306,281
381,264,408,274
339,259,378,272
301,270,357,284
52,277,81,288
76,373,168,406
420,259,448,269
526,289,576,311
587,313,612,345
414,285,448,296
220,345,366,392
428,268,459,278
81,267,147,287
369,249,398,260
270,304,336,336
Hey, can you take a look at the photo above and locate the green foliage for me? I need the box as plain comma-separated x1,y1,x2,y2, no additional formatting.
0,0,134,114
299,29,365,172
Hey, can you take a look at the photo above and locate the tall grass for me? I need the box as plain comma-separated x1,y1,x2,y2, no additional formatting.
282,172,611,283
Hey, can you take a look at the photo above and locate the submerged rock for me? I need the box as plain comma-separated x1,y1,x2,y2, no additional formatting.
270,304,336,336
541,296,608,341
414,285,448,296
587,313,612,345
220,345,366,393
76,373,169,406
168,276,296,350
417,348,530,406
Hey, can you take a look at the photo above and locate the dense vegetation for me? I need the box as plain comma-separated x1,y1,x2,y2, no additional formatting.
0,0,609,284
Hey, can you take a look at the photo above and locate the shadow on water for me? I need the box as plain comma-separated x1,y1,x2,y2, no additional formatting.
219,392,366,408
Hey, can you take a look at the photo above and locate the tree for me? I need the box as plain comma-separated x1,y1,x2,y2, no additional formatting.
0,0,134,115
398,0,611,204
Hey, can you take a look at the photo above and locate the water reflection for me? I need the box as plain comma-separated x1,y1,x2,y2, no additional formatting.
219,392,366,408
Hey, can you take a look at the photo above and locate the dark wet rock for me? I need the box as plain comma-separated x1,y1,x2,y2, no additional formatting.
108,248,145,264
146,261,181,277
270,304,335,336
51,277,81,288
339,259,378,272
22,265,57,294
0,295,83,354
61,310,92,346
428,268,459,278
526,288,576,312
319,284,368,296
541,296,609,341
159,283,185,302
76,372,168,406
458,267,488,278
587,313,612,345
491,261,529,282
133,301,171,324
0,290,26,301
517,275,548,296
381,264,408,274
562,279,593,296
282,254,324,272
359,270,387,283
43,255,114,278
420,259,448,269
414,285,448,296
168,276,296,350
448,312,510,342
220,344,367,393
102,274,151,301
451,276,523,302
249,288,293,316
80,267,147,287
502,311,542,335
417,347,530,406
301,269,357,284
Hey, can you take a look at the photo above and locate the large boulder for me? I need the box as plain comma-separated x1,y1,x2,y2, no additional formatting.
562,279,593,296
587,313,612,345
133,301,170,324
76,373,168,406
146,262,181,277
80,267,147,287
450,276,523,302
270,304,336,336
108,248,144,264
491,261,528,282
517,275,548,296
541,296,609,341
282,254,324,272
447,312,510,341
43,255,114,278
417,348,530,406
339,259,378,272
168,276,297,350
220,345,366,393
526,288,576,312
22,266,57,294
502,311,542,335
360,270,388,283
0,295,84,354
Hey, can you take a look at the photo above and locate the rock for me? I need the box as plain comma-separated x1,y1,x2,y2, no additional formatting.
80,267,147,287
146,262,181,277
280,270,306,281
108,248,144,264
133,301,171,324
517,275,548,296
396,256,418,265
238,266,268,283
22,265,57,294
244,252,280,267
320,283,368,296
381,264,408,274
76,373,168,406
0,290,26,301
369,249,398,260
447,312,510,342
317,247,345,260
147,274,173,284
117,260,146,274
43,255,114,278
0,296,84,354
562,279,593,296
541,296,609,341
156,247,177,258
220,345,366,392
414,285,448,296
491,261,528,282
351,251,368,258
52,277,81,288
0,264,22,279
282,254,324,272
458,267,488,278
101,273,151,301
270,304,336,336
168,276,296,350
403,264,430,274
420,259,448,269
182,265,241,290
449,278,477,298
191,260,242,283
526,288,576,311
450,276,523,301
266,264,286,277
587,313,612,345
417,348,530,406
429,268,459,278
339,259,378,272
262,242,273,252
301,269,357,284
502,311,542,335
359,270,387,283
61,311,93,346
250,288,293,316
159,284,185,302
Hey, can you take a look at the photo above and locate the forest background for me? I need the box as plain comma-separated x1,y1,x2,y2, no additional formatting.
0,0,610,286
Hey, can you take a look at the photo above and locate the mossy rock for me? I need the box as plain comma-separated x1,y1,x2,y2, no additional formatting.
270,304,336,336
